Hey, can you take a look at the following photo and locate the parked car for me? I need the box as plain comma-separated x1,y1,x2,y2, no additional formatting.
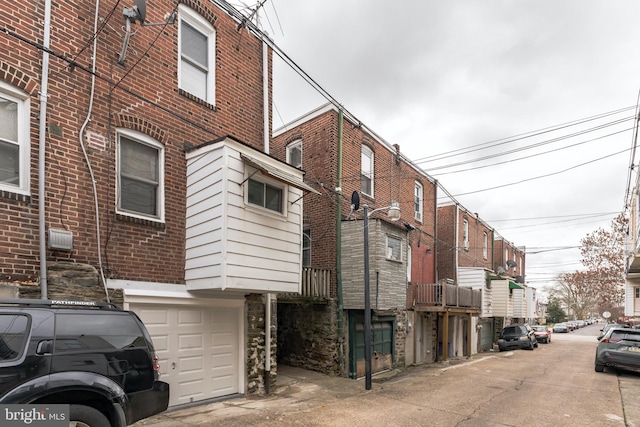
0,299,169,426
595,327,640,372
553,323,568,333
497,324,538,351
532,326,552,343
598,323,625,341
566,321,577,331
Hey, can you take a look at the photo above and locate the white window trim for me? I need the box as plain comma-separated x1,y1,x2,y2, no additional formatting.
178,5,216,104
0,81,30,196
244,166,288,218
463,219,469,250
361,145,374,197
386,235,402,262
483,232,488,259
286,139,302,168
115,129,165,223
414,181,423,222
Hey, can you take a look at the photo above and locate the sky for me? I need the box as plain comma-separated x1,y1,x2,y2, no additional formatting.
235,1,640,294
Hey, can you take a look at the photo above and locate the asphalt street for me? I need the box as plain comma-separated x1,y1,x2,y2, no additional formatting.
134,322,640,426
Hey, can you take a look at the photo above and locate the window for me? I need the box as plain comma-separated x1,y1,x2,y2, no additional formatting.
178,5,215,104
462,219,469,250
0,82,30,195
302,227,311,267
387,235,401,261
407,244,412,282
54,314,146,353
117,131,164,221
483,232,488,259
361,145,373,197
287,139,302,168
636,287,640,299
248,178,283,213
0,314,29,361
414,181,423,222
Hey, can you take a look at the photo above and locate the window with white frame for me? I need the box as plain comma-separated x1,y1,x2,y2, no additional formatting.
178,5,215,104
414,181,423,222
483,232,488,259
247,177,284,213
117,131,164,221
286,139,302,168
0,82,30,195
462,219,469,250
302,227,311,267
361,145,373,197
387,235,401,261
407,244,412,282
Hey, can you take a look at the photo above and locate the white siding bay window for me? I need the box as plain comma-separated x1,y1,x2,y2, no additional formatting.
178,5,215,104
184,137,319,293
0,82,30,195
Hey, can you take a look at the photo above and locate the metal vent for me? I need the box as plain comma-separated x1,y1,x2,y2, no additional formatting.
48,228,73,251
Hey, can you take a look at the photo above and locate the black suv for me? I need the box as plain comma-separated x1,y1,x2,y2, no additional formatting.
497,323,538,351
0,299,169,426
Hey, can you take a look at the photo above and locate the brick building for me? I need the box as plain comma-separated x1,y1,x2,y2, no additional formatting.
272,104,440,378
0,0,313,405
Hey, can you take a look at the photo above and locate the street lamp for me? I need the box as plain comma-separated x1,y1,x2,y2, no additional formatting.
352,193,401,390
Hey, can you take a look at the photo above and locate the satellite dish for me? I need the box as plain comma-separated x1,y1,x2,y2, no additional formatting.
506,260,517,269
350,191,360,212
133,0,147,23
496,266,506,275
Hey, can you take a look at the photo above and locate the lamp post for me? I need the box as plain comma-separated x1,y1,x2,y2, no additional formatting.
362,201,400,390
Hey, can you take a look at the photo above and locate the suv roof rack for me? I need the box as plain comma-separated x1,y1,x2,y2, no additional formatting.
0,298,121,310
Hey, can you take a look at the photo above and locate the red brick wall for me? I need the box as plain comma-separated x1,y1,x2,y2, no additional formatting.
0,0,270,284
273,108,438,296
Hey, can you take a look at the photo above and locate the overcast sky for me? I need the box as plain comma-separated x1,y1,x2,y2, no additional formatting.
241,1,640,293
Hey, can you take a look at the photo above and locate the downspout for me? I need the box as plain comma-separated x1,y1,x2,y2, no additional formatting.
455,205,459,283
38,0,53,299
336,109,345,375
262,40,271,394
433,180,438,282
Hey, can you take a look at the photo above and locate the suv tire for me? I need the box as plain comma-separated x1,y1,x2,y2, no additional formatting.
70,404,110,427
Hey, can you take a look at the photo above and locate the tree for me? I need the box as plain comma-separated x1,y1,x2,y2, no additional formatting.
546,214,626,319
546,298,566,324
578,214,626,307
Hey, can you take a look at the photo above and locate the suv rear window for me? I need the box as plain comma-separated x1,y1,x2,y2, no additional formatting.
610,330,640,343
503,326,524,335
54,313,147,352
0,314,30,361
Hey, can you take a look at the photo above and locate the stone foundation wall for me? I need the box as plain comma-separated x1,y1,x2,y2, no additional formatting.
276,299,341,376
246,293,277,396
17,262,123,305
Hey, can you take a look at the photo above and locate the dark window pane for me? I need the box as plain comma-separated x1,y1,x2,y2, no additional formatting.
248,179,264,206
265,184,281,212
54,314,145,352
0,140,19,185
0,314,29,361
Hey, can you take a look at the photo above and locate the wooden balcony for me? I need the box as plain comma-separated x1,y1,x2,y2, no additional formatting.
413,281,481,312
279,267,331,300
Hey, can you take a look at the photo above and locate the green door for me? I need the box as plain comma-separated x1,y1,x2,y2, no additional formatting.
349,312,394,379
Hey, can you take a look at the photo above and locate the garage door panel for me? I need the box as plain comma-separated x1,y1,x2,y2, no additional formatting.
131,302,241,407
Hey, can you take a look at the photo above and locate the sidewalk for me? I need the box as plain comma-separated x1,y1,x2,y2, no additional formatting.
133,357,477,427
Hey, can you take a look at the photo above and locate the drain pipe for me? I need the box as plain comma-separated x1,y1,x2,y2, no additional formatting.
261,39,272,394
336,109,345,375
38,0,53,299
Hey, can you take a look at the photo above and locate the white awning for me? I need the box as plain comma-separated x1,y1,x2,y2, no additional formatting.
241,154,320,194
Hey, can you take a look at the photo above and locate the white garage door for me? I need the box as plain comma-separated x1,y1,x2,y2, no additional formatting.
132,303,242,407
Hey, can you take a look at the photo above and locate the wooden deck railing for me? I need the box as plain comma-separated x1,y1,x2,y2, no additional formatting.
414,282,481,309
280,267,331,299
